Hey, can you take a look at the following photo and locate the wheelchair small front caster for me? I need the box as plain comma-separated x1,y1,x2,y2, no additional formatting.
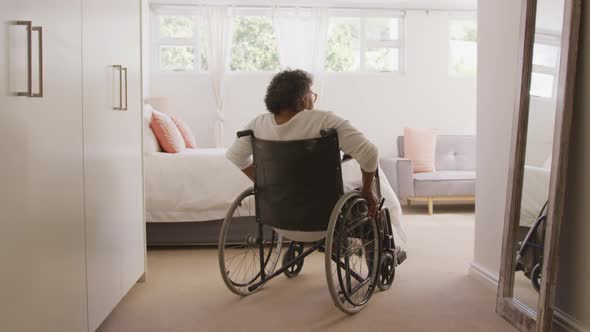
283,243,304,278
377,251,396,291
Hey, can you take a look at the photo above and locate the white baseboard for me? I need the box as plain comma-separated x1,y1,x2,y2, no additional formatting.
468,261,499,288
554,309,588,332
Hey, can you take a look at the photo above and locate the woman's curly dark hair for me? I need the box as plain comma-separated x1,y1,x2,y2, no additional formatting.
264,69,313,114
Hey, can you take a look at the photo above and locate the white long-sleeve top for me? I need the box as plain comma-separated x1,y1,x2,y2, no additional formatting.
226,110,379,171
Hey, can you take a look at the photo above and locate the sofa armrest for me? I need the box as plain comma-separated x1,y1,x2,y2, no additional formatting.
380,157,414,200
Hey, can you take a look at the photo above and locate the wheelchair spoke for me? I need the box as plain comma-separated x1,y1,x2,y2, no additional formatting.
219,189,283,295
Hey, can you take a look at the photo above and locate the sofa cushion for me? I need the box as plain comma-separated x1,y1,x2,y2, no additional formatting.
414,171,476,197
397,135,476,172
403,128,437,173
435,135,476,171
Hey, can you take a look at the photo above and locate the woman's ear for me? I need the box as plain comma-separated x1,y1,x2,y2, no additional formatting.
299,96,307,111
302,94,312,111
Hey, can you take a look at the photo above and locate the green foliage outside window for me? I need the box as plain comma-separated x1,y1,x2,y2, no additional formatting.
230,16,280,71
450,20,478,75
326,21,359,72
160,16,194,39
161,46,194,71
450,20,477,42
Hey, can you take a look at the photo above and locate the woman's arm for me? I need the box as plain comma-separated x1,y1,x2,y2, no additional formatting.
241,164,255,182
361,169,378,217
226,120,256,176
326,112,379,216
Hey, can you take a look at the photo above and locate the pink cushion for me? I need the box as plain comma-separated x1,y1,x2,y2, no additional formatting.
171,115,197,149
150,110,186,153
404,128,437,173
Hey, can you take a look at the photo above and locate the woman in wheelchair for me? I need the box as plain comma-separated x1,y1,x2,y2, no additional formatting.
219,69,405,314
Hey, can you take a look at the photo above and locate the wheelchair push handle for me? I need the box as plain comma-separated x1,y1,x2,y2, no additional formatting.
237,130,254,138
320,128,337,138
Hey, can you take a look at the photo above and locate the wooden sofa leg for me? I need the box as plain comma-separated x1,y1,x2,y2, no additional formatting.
407,199,412,207
427,198,434,215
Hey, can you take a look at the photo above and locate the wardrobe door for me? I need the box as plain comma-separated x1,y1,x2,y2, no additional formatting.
0,1,88,331
82,0,145,330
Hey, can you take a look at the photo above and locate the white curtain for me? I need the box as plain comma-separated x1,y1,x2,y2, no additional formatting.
204,6,232,147
273,7,329,108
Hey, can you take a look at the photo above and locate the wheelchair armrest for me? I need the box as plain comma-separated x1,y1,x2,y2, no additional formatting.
237,130,254,138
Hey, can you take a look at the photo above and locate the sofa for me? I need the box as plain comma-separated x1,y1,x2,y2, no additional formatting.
381,135,476,215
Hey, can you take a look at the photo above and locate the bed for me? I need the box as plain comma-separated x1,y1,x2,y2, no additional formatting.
516,164,551,243
520,165,551,227
144,148,406,247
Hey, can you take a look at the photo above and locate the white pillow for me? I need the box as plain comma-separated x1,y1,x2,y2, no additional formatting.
143,104,162,153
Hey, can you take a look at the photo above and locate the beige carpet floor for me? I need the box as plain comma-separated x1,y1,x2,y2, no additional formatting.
99,205,515,332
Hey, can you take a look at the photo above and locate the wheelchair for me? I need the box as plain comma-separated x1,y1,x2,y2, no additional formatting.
218,128,406,314
515,201,548,292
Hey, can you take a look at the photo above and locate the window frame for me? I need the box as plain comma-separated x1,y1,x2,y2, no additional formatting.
151,6,207,74
530,32,561,99
325,9,406,75
448,14,478,77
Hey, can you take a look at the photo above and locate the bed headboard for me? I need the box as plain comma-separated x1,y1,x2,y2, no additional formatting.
144,97,169,114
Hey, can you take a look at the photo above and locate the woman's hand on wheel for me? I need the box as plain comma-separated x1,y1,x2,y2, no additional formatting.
362,190,378,219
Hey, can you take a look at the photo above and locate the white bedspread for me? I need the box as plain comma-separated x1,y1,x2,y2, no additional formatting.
145,148,406,246
520,165,551,227
145,149,251,223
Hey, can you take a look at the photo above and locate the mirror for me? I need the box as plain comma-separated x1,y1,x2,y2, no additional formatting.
496,0,581,331
512,0,564,311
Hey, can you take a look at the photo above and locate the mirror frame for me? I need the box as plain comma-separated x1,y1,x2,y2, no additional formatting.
496,0,581,331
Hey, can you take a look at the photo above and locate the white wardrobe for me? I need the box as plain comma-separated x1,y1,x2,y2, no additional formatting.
0,0,145,331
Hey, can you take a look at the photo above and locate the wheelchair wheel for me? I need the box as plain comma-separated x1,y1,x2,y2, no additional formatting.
377,251,395,291
325,191,379,315
219,187,283,296
531,263,542,292
282,242,304,278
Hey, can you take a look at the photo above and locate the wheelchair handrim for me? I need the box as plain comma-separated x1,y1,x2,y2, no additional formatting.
335,197,378,307
325,191,379,314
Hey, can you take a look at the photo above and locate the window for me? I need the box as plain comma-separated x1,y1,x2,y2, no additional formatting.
530,35,560,98
153,12,207,72
230,15,280,72
326,12,403,72
449,19,477,75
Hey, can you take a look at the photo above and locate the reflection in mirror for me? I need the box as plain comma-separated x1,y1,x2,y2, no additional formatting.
511,0,564,313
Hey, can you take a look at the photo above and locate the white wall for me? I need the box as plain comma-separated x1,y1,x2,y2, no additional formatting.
148,10,477,156
472,0,521,279
526,97,557,166
142,0,151,97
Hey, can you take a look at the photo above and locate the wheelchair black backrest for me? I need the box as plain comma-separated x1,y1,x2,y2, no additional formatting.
238,128,344,232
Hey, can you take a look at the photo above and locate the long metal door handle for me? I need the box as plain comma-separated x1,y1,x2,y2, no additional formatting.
122,67,128,111
13,21,32,97
113,65,123,110
31,26,43,97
